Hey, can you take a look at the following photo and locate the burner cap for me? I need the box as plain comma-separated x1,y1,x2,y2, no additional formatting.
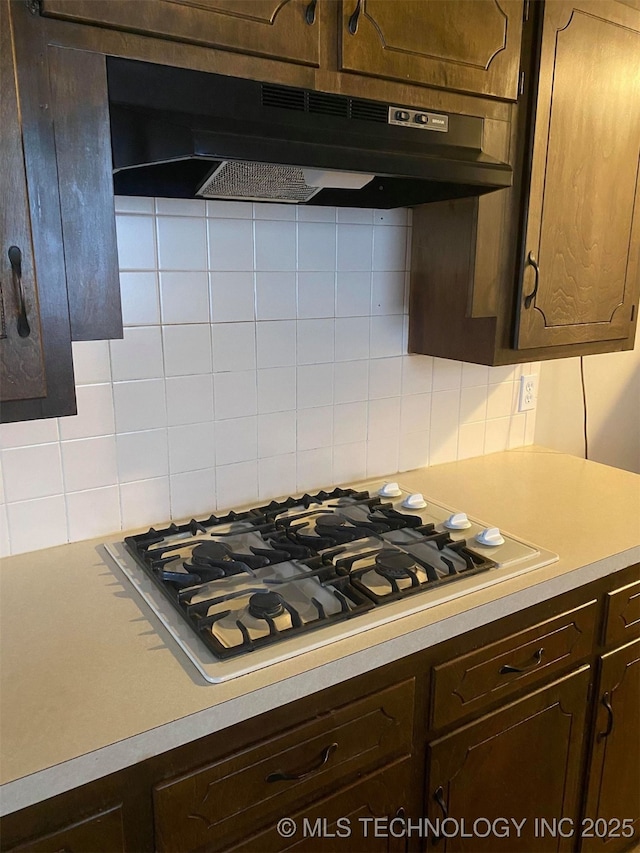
315,514,347,530
374,550,416,579
248,592,285,620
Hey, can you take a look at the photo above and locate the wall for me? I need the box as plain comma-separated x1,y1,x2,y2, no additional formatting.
535,341,640,474
0,198,539,555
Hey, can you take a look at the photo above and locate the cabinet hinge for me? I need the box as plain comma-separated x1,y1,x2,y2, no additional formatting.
519,70,526,96
523,0,530,21
587,681,593,704
25,0,41,14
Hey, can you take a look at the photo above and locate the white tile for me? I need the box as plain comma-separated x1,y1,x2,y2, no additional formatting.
115,215,156,269
114,196,154,214
0,505,10,557
120,477,171,531
214,370,257,419
508,413,527,449
160,272,210,324
297,206,335,223
258,411,296,457
2,444,63,502
334,360,369,403
458,421,486,461
297,364,333,408
484,417,511,454
256,320,296,368
170,468,216,520
489,364,518,384
72,340,112,385
335,317,370,361
59,384,114,440
366,438,399,478
113,379,167,432
369,357,402,399
255,220,296,271
400,393,431,434
256,272,297,320
156,216,207,271
525,410,536,445
371,271,405,315
67,485,121,541
208,218,254,271
298,222,336,272
333,401,368,445
163,324,212,376
374,208,408,226
336,271,371,317
297,447,332,492
297,406,333,451
402,355,433,395
432,357,463,392
370,315,404,358
215,416,257,465
430,389,460,466
61,436,118,492
399,431,429,471
257,367,296,414
253,202,296,221
0,418,58,449
155,198,205,217
258,454,297,500
297,272,335,318
210,271,255,322
332,442,367,484
116,429,169,483
216,461,258,510
206,200,252,219
110,326,164,381
212,322,256,372
373,225,407,271
7,495,68,554
337,225,373,271
367,397,401,443
168,423,215,474
460,385,488,424
487,382,515,419
297,319,334,364
119,272,160,326
336,208,373,225
461,362,490,388
165,375,214,426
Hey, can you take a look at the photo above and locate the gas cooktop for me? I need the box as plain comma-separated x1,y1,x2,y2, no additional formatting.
104,482,558,682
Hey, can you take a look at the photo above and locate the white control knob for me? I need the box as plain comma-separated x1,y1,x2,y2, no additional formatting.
476,527,505,547
402,493,427,509
378,482,402,498
445,512,471,530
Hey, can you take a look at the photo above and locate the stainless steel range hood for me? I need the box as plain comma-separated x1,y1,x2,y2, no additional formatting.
107,58,512,209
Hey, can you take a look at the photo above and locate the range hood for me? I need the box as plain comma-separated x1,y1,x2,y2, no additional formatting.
107,58,512,209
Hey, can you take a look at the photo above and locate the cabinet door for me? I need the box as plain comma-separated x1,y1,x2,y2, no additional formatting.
426,667,591,852
516,0,640,350
39,0,320,67
339,0,524,101
8,805,125,852
582,639,640,853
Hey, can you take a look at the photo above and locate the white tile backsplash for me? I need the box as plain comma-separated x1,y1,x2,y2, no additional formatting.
0,199,539,553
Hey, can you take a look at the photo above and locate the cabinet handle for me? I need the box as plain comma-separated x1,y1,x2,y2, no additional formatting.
348,0,362,34
8,246,30,338
499,646,543,674
523,251,540,308
305,0,317,25
597,692,614,741
432,786,448,844
265,742,338,782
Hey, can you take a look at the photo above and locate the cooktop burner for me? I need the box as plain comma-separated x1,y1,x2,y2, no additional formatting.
104,482,559,682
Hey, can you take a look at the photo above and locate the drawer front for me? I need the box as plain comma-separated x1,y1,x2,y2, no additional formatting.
10,806,124,852
604,576,640,647
154,679,414,852
431,600,597,729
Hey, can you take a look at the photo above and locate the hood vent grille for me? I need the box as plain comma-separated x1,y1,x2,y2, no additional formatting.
197,161,321,203
261,83,387,123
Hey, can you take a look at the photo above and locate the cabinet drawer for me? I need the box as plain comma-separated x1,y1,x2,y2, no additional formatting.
604,576,640,647
153,679,414,852
9,806,124,852
430,600,597,729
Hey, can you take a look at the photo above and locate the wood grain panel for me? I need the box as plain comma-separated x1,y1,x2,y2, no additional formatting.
604,576,640,647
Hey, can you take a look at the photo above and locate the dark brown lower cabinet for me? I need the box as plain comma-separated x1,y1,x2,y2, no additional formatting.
426,667,591,852
9,805,125,852
581,639,640,853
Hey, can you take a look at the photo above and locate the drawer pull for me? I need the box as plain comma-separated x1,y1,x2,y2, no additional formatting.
597,692,614,741
499,647,544,675
432,786,448,844
266,742,338,783
7,246,30,337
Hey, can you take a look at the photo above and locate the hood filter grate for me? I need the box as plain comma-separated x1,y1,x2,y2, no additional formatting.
197,161,322,203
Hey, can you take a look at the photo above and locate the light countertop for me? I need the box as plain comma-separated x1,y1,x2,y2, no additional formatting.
1,448,638,816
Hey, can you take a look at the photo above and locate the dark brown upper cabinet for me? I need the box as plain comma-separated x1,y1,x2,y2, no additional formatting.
39,0,321,67
515,0,640,351
339,0,524,101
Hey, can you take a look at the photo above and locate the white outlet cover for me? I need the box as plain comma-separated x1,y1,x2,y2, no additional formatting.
518,373,538,412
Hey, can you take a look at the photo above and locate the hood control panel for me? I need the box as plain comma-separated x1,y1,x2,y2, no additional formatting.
388,105,449,132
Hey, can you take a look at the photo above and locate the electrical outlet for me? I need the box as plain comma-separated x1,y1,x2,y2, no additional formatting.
518,374,538,412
